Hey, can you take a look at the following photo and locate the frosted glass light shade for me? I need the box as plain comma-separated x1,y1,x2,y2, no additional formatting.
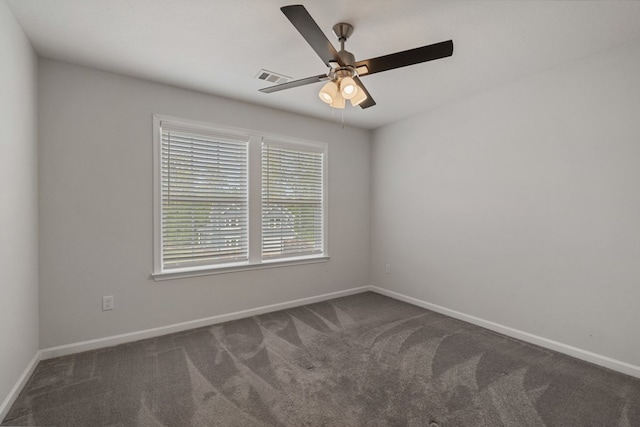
349,88,367,106
340,77,358,100
330,90,345,109
318,81,338,104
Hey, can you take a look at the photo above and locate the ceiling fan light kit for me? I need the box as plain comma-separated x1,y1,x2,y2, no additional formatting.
260,5,454,111
319,73,365,110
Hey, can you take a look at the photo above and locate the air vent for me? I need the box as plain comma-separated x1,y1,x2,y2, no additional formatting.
255,69,291,85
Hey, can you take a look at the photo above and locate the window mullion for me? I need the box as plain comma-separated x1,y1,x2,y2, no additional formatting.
248,135,262,264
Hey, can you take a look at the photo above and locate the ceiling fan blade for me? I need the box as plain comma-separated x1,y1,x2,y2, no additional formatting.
353,76,376,109
281,5,344,67
259,74,329,93
355,40,453,77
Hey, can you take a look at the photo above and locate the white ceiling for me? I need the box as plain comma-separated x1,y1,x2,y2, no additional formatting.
7,0,640,130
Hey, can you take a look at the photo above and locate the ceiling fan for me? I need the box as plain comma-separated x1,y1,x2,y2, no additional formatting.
260,4,454,109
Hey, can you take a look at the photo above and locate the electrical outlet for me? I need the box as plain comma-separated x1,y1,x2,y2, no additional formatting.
385,264,391,274
102,295,114,311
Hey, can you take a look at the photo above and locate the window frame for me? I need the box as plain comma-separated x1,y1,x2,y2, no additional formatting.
152,115,329,281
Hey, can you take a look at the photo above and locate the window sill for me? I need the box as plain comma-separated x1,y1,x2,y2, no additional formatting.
151,255,330,281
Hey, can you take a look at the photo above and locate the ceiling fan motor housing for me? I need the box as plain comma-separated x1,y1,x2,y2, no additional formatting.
338,50,356,67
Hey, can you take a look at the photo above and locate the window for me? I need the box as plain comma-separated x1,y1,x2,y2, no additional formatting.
157,121,249,270
153,116,328,279
262,140,325,259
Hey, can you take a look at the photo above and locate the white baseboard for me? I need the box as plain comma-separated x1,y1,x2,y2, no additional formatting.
40,286,371,360
370,286,640,379
0,351,41,421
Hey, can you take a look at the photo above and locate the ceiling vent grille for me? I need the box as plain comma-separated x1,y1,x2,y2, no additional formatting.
255,69,291,85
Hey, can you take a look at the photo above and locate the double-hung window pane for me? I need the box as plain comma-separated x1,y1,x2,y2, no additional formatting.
262,141,325,259
160,122,248,270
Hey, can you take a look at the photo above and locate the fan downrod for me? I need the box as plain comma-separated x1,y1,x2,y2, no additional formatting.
332,23,355,66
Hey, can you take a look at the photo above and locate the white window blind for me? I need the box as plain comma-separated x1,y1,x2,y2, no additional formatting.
160,122,249,270
262,141,325,259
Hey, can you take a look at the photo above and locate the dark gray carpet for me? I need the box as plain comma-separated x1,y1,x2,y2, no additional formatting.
3,292,640,426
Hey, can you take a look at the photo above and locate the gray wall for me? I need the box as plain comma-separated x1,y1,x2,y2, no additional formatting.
0,0,39,408
371,38,640,367
38,59,371,348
